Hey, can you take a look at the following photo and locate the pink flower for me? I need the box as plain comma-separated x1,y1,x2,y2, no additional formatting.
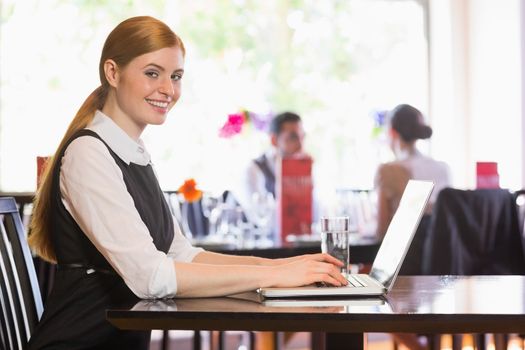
219,113,246,138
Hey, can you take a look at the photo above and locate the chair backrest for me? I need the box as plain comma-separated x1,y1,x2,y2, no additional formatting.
0,197,43,349
514,189,525,239
422,188,525,275
163,191,208,239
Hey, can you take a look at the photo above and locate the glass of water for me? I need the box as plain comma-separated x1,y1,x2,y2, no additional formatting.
320,216,350,277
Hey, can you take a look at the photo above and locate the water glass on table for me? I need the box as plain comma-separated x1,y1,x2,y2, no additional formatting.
320,216,350,277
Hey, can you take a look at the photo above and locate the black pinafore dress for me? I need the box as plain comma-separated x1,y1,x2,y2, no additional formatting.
28,129,174,350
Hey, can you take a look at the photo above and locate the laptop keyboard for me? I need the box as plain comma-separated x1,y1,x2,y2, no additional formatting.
315,274,369,288
346,274,367,287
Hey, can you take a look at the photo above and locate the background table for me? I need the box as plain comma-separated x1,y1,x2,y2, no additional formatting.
196,234,380,263
107,275,525,350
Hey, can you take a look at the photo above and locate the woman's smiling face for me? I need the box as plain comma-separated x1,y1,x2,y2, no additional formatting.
105,46,185,137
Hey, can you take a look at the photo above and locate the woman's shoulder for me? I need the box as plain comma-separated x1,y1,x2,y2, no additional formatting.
375,161,411,187
63,130,112,160
377,160,410,175
60,131,123,181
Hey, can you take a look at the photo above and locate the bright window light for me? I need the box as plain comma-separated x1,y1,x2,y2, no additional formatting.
0,0,427,196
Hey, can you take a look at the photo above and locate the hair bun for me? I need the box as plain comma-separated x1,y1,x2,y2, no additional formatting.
389,104,432,142
418,125,432,139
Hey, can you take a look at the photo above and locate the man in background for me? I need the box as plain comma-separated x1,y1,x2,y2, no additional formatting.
237,111,309,247
247,111,306,199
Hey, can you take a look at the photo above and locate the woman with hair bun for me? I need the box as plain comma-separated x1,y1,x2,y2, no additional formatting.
373,104,451,350
374,104,451,238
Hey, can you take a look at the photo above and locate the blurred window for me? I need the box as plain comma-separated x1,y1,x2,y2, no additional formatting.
0,0,427,192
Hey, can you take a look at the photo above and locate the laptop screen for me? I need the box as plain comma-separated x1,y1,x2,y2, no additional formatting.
369,180,434,291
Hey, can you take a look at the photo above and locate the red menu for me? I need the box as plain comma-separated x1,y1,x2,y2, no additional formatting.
476,161,499,189
276,157,313,242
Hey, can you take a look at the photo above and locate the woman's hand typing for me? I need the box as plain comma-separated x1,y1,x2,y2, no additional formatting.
264,253,348,288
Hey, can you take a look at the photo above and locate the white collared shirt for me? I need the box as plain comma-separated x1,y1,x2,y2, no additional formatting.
59,110,203,298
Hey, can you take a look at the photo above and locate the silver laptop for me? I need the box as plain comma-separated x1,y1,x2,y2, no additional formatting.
259,180,434,298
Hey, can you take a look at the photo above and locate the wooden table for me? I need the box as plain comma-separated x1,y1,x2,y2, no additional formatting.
107,275,525,349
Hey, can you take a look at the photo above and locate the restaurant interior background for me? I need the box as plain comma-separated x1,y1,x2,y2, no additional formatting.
1,0,523,213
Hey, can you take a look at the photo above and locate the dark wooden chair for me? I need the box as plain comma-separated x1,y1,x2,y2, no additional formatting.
5,193,56,307
423,187,525,275
0,197,43,349
422,187,525,350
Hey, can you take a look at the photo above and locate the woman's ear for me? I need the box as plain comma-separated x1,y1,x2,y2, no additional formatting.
388,127,398,140
103,59,119,88
270,134,278,147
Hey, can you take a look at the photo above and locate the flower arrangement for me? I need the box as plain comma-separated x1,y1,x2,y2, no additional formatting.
218,110,273,138
177,178,203,202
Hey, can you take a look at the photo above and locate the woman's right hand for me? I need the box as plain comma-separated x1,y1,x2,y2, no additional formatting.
265,253,349,288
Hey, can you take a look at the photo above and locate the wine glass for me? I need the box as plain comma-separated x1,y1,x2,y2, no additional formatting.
251,192,275,247
215,203,243,244
201,193,222,237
